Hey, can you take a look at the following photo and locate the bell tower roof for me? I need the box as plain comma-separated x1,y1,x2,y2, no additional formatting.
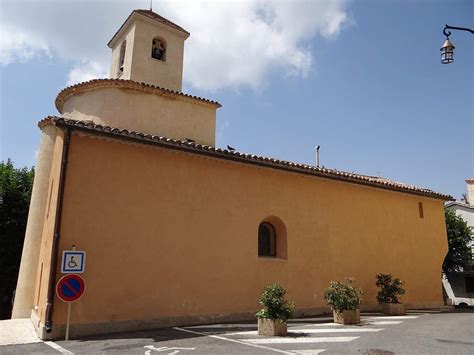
108,9,189,48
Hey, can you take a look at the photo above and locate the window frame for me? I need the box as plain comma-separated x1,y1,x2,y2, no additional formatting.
258,222,277,257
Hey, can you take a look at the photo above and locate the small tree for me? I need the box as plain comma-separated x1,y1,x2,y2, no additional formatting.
443,209,472,273
375,273,405,304
324,278,363,312
0,159,34,319
256,283,294,322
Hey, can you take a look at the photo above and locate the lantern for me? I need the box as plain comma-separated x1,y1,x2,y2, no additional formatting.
440,38,455,64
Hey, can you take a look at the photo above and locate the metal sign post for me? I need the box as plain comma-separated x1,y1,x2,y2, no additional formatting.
57,245,86,341
56,274,85,340
58,246,86,339
65,302,72,340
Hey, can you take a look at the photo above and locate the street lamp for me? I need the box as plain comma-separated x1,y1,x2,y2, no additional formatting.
440,24,474,64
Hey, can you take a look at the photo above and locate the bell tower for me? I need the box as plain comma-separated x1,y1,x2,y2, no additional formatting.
108,9,190,91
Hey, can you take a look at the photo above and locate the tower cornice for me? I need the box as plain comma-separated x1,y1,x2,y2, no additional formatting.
55,78,221,113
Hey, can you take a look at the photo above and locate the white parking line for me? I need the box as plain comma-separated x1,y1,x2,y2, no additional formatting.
186,323,256,329
240,336,360,344
367,321,403,325
226,328,383,336
365,316,418,320
44,341,73,354
290,350,326,354
293,328,383,334
173,327,294,354
288,318,333,322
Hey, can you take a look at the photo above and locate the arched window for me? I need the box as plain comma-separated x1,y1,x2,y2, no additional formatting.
118,40,126,75
258,222,276,257
151,37,166,61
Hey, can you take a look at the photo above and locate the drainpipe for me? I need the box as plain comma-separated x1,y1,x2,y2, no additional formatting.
45,128,71,333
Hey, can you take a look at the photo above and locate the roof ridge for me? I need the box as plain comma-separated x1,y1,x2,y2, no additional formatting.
38,116,453,201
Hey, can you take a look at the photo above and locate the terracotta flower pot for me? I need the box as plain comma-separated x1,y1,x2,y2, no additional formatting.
333,309,360,325
258,318,287,336
381,303,405,315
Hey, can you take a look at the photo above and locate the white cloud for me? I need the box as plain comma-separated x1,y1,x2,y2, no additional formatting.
0,24,50,65
164,0,350,91
67,60,108,86
0,0,351,91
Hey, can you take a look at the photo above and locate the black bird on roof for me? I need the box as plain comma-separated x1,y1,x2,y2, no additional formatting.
227,145,235,151
185,138,195,143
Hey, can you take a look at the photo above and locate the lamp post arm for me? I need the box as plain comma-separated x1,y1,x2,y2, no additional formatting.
443,24,474,37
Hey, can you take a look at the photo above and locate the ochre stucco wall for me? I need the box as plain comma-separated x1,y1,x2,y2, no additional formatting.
41,133,447,335
109,23,136,80
129,17,186,91
60,87,217,146
109,14,187,91
12,124,57,318
32,129,65,324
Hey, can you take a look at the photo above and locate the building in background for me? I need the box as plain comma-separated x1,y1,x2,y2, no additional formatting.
443,179,474,306
12,9,453,339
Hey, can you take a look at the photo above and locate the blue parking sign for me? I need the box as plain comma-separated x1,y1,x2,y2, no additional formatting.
61,251,86,273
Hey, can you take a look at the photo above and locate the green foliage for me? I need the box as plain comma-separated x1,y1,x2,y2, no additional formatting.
0,159,34,292
324,278,363,312
443,209,473,273
375,273,405,304
256,283,294,322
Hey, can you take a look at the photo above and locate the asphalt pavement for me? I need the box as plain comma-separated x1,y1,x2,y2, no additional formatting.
1,308,473,354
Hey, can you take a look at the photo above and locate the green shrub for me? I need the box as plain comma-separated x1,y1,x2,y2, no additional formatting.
324,278,363,312
255,283,294,322
375,273,405,304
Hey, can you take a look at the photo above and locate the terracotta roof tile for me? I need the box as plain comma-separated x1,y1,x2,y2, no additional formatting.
38,116,454,201
134,9,190,35
55,79,221,113
108,9,189,47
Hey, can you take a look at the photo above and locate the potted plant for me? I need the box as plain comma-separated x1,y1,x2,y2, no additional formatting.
324,278,363,324
375,273,406,315
256,283,294,336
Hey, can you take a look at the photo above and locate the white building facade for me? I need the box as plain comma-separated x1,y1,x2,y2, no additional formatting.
443,179,474,306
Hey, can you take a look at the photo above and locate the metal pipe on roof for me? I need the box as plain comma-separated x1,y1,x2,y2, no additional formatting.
315,145,320,167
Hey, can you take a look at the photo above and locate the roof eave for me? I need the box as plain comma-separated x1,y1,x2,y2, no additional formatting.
39,116,454,202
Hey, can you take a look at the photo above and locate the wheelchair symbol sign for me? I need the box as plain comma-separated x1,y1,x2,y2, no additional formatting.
61,251,86,273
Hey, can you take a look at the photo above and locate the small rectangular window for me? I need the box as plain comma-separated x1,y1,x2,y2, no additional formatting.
46,180,54,219
418,202,424,219
36,262,43,305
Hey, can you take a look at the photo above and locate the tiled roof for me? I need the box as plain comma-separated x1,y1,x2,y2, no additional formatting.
39,116,454,201
134,9,190,35
55,79,221,113
445,201,474,210
108,9,189,47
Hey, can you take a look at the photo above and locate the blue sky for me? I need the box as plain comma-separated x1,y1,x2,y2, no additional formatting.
0,0,472,200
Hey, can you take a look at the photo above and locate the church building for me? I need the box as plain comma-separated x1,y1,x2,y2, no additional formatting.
12,9,452,339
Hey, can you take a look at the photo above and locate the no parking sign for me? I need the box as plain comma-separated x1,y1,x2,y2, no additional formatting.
56,274,85,302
